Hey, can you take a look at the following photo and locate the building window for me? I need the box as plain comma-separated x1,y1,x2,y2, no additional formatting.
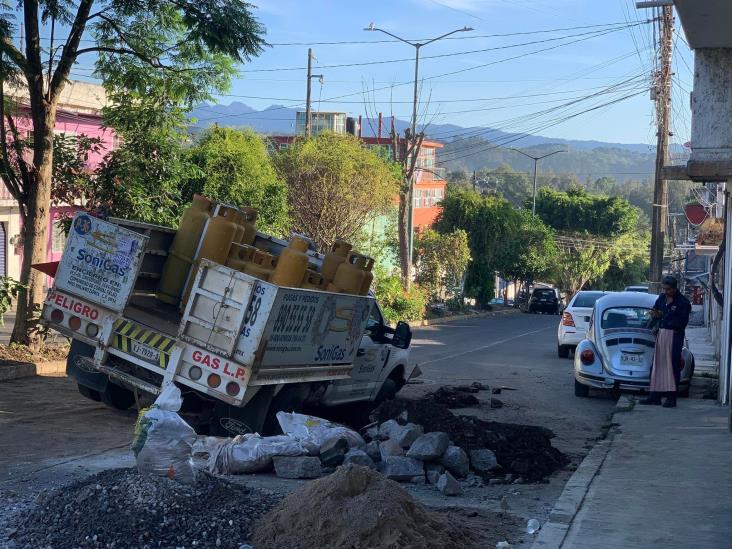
279,143,289,150
52,221,67,253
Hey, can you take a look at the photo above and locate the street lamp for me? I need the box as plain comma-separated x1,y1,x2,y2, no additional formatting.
511,148,567,215
364,24,473,276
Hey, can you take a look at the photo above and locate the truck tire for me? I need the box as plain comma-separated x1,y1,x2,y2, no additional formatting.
375,378,398,404
574,379,590,397
261,383,312,435
210,385,276,437
100,383,136,411
77,383,101,402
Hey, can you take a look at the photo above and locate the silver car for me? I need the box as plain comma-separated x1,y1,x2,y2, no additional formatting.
574,292,694,398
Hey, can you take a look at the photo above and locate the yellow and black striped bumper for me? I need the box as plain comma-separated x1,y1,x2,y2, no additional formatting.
111,319,175,369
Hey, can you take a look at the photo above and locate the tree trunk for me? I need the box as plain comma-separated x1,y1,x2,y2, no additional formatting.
11,108,55,348
398,188,411,287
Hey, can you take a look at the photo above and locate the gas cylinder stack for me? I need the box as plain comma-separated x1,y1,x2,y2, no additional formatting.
155,197,376,310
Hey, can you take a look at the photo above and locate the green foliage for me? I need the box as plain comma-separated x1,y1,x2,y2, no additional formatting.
373,267,428,324
50,133,104,208
501,209,557,284
591,232,650,290
186,126,289,235
274,132,400,252
354,207,399,272
533,186,638,237
0,277,24,326
414,229,471,301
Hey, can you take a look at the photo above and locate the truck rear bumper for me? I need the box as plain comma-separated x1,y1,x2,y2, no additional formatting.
76,356,161,396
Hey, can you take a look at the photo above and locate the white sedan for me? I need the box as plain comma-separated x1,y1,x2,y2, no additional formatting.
557,291,610,358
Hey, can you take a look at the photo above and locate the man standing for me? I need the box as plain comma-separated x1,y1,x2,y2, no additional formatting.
641,275,692,408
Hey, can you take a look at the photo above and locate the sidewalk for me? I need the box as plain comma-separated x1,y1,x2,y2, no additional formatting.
686,326,718,376
535,399,732,548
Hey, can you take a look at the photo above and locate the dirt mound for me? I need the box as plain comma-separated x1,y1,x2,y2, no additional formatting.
10,468,278,548
372,399,566,481
253,464,478,549
428,384,484,408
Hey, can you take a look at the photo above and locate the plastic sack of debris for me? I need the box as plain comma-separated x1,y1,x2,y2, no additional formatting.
131,384,197,483
276,411,365,451
201,433,308,475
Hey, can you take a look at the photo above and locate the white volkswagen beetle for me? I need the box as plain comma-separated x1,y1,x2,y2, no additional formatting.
574,292,694,398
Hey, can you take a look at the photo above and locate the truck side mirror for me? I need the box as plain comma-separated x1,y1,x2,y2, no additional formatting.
392,321,412,349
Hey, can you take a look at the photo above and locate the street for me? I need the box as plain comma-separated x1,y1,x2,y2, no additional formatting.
0,310,616,545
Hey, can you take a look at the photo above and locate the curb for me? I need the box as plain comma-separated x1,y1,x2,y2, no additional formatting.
408,307,519,328
0,359,66,382
531,401,632,549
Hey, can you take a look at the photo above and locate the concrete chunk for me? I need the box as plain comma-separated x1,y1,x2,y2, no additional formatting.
393,423,425,448
273,456,322,479
426,469,441,485
440,445,470,478
378,419,401,440
406,432,450,461
437,471,463,496
343,448,376,469
365,441,382,463
379,439,404,461
469,448,498,473
319,437,348,467
383,456,424,481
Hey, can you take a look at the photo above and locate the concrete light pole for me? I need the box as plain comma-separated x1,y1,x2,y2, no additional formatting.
364,24,472,278
511,148,566,215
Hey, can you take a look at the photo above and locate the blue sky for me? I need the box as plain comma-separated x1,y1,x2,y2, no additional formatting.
56,0,693,149
201,0,693,149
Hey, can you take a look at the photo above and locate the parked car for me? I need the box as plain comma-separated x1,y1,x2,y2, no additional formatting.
624,285,649,292
574,292,694,398
557,291,610,358
526,287,561,314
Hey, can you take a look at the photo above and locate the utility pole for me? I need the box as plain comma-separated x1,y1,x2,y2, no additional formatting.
646,4,674,294
364,24,472,285
305,48,313,137
473,170,476,192
511,148,566,215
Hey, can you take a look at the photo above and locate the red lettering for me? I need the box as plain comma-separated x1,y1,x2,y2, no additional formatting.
235,367,246,379
89,310,99,320
73,302,83,314
192,350,203,362
54,294,64,306
211,357,220,369
223,362,233,377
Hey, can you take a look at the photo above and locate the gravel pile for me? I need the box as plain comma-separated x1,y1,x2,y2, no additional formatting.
9,468,279,549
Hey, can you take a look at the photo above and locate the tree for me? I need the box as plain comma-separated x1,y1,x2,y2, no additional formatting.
414,229,471,301
0,0,265,344
274,132,400,252
186,126,288,235
553,236,616,297
502,209,557,287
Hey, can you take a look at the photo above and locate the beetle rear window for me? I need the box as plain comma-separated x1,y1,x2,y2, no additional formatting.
601,307,652,330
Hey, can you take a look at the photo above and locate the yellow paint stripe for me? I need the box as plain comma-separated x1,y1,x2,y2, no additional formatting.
121,322,137,336
148,333,162,347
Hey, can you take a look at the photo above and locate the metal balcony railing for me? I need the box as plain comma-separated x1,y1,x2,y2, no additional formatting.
415,166,446,181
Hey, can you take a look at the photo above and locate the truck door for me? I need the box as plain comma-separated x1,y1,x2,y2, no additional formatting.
347,305,390,399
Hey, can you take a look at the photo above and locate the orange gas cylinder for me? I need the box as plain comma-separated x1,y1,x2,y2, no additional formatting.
231,210,246,245
180,205,239,308
240,207,258,245
225,243,256,272
359,256,375,295
321,240,352,283
332,253,367,295
244,249,276,281
270,234,311,287
302,269,324,291
156,194,212,305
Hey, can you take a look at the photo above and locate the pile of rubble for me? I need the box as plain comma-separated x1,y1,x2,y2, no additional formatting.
8,468,279,549
252,464,479,549
428,382,505,409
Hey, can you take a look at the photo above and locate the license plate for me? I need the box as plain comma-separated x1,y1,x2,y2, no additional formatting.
131,341,160,364
620,353,644,365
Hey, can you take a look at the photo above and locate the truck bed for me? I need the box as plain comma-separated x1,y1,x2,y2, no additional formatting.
124,294,182,337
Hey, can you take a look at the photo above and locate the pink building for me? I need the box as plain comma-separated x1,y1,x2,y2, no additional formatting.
0,81,115,283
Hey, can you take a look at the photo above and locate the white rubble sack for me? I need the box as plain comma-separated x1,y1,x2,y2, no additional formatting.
202,433,309,475
276,412,365,451
132,384,197,483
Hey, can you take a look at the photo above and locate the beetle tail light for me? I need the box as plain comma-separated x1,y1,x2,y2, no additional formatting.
580,349,595,365
562,312,575,327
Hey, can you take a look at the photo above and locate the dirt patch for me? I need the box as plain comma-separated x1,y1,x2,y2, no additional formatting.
253,464,505,549
372,398,567,481
8,468,279,548
0,343,69,364
427,383,488,408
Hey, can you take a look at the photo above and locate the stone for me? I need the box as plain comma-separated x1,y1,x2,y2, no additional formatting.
365,441,382,463
378,419,401,439
440,445,470,479
437,472,463,496
492,388,502,395
343,449,376,469
379,439,404,461
489,478,503,485
365,425,379,441
425,462,445,475
382,456,424,481
397,410,409,423
469,448,498,473
393,423,424,448
409,475,426,485
406,432,450,461
426,470,441,485
466,474,483,487
490,398,504,409
273,456,322,479
319,437,349,467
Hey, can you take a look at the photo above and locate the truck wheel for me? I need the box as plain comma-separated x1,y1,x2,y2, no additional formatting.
210,385,275,437
261,383,312,435
574,379,590,397
558,345,570,359
375,378,398,404
77,383,101,402
100,383,136,411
